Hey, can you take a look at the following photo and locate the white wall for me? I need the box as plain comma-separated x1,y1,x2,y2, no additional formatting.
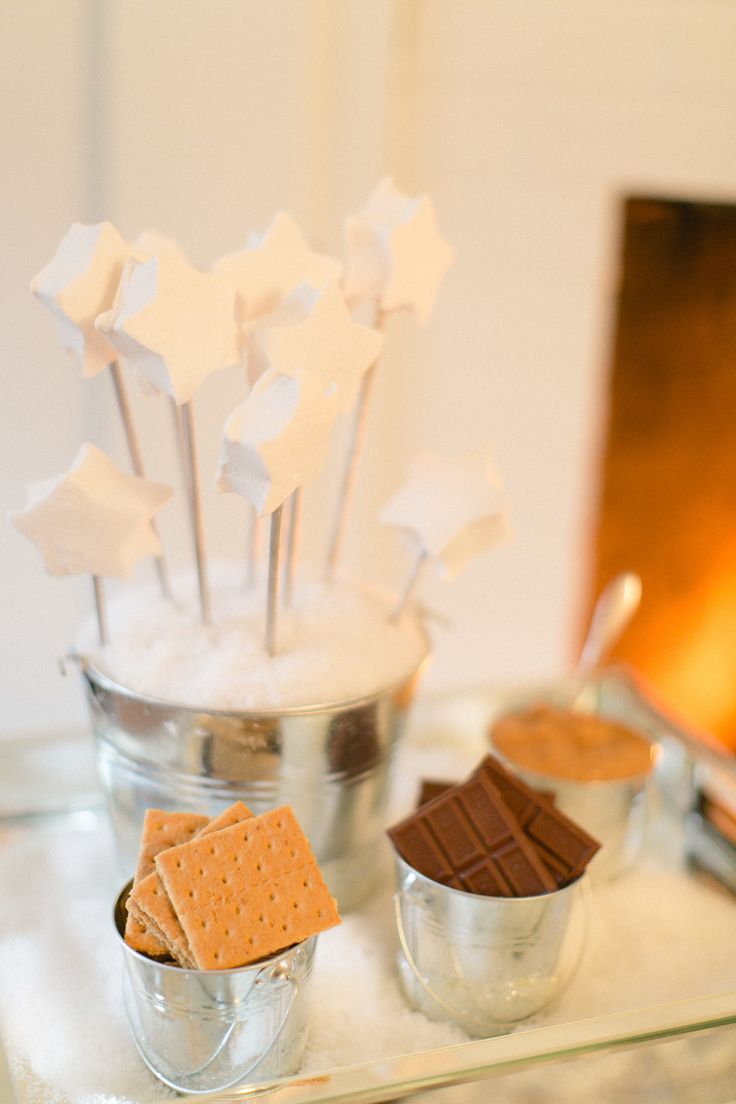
3,0,736,731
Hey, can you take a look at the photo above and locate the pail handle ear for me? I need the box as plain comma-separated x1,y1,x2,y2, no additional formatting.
393,878,590,1033
128,962,299,1095
392,891,494,1032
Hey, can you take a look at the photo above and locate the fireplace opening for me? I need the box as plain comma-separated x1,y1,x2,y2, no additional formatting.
586,196,736,751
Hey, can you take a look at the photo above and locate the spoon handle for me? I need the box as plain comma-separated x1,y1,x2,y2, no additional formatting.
577,571,642,673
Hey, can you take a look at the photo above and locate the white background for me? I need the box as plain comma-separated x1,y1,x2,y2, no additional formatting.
3,0,736,732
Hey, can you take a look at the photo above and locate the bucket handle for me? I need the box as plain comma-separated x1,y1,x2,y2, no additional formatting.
393,880,590,1033
130,962,299,1095
392,891,495,1032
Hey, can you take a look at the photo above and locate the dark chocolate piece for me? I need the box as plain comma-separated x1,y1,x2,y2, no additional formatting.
389,770,557,897
474,756,601,887
416,779,454,807
416,777,556,810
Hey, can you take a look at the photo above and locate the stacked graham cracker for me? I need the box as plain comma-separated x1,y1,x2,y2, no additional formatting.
124,802,340,969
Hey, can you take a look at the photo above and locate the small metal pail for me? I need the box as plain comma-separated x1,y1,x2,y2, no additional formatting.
84,654,427,912
392,852,588,1037
114,882,315,1093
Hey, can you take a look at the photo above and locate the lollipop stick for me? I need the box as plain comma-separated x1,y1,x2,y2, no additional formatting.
284,487,303,607
92,574,109,646
247,510,263,590
110,360,171,600
390,549,429,622
170,396,188,487
180,400,211,624
266,504,284,656
325,359,378,581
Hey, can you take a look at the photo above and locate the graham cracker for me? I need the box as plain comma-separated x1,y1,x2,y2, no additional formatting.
198,801,254,837
126,895,196,968
129,801,254,966
155,805,340,970
124,809,209,956
124,907,173,960
132,809,210,883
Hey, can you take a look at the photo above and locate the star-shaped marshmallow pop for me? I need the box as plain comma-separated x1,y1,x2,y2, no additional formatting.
216,369,338,516
343,177,455,325
10,443,173,577
134,229,190,264
214,212,342,327
381,445,511,580
95,250,240,404
31,222,134,377
253,283,384,412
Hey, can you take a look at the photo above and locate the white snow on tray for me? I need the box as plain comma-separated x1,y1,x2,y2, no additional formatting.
76,564,428,711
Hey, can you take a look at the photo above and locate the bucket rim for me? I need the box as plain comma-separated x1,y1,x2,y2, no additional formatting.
114,880,316,977
78,642,431,720
391,846,588,904
490,741,656,791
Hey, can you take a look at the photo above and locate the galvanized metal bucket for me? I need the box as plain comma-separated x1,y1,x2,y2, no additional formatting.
84,656,427,912
392,852,588,1036
114,882,315,1093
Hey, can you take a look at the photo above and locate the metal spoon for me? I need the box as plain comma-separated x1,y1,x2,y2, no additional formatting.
576,571,642,675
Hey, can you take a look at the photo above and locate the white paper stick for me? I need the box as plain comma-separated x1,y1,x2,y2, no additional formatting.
180,400,210,625
266,503,284,656
109,359,171,600
283,487,303,607
390,549,429,622
92,574,109,646
325,348,380,582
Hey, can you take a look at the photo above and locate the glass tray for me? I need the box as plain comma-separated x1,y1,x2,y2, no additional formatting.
2,666,736,1104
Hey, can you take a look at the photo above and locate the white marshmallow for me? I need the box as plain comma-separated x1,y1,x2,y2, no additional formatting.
214,211,342,325
95,250,240,405
215,369,339,516
134,229,190,264
10,443,172,578
381,445,512,578
253,283,383,412
31,222,134,377
343,177,455,325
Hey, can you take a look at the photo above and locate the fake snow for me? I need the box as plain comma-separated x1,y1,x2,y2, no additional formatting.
76,564,428,711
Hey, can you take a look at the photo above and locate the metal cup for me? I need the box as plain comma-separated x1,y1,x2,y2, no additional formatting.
114,882,316,1093
83,653,428,913
392,852,588,1036
488,679,657,881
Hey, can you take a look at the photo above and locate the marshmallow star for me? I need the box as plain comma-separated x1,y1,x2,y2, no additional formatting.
31,222,134,377
381,446,511,578
343,177,455,324
214,212,342,324
10,443,172,577
134,229,190,265
254,283,384,412
96,250,239,404
216,369,338,516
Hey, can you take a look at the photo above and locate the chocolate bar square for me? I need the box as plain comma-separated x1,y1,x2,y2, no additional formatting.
389,769,557,897
474,756,601,886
